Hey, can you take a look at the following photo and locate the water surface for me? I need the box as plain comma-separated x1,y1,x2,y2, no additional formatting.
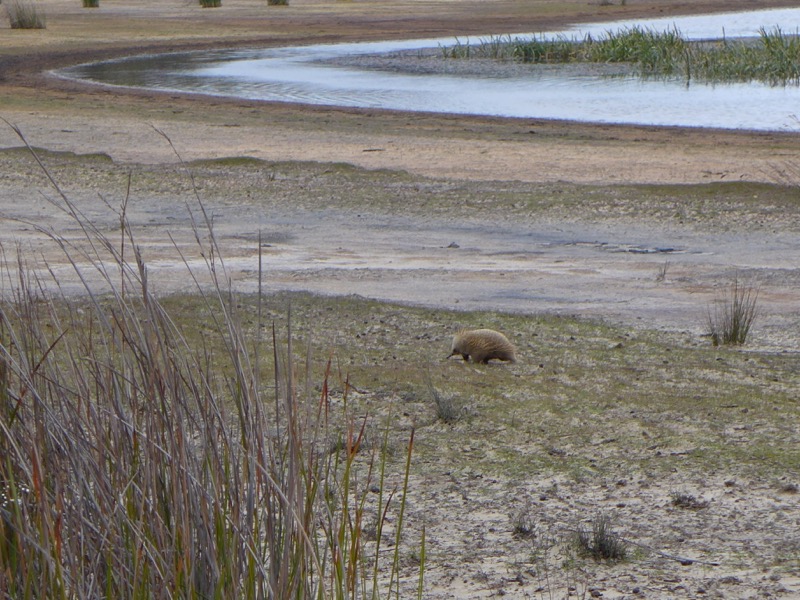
57,8,800,131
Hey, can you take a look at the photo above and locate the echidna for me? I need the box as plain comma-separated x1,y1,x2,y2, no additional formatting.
448,329,517,364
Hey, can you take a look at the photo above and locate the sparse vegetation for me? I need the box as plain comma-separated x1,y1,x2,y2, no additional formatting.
81,0,98,7
6,0,45,28
511,500,538,540
0,143,797,596
707,277,760,346
522,525,591,600
576,514,628,562
656,260,670,283
199,0,221,6
442,26,800,86
426,376,464,424
670,491,710,510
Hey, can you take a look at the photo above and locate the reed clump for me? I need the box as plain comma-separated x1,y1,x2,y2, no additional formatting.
707,277,759,346
443,26,800,86
6,0,46,28
576,514,628,562
0,126,421,599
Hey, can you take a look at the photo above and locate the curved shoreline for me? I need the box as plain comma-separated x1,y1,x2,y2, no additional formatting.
47,6,800,132
2,0,798,105
2,0,799,189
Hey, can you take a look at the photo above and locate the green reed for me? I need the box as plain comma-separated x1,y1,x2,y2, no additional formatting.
443,26,800,86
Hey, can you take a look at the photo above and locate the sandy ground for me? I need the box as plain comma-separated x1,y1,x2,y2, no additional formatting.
1,1,800,597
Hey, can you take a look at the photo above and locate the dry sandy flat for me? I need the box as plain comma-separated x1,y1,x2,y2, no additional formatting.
1,1,800,598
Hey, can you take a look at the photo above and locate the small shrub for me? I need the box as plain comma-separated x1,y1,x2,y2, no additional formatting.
82,0,99,7
6,0,46,28
426,377,463,424
199,0,221,6
268,0,290,6
656,260,670,283
707,278,759,346
576,514,627,561
670,491,710,510
511,500,537,540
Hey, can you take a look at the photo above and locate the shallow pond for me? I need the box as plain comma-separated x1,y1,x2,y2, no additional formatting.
57,8,800,131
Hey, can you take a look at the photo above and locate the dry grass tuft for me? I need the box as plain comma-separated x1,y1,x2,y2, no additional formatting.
426,376,463,424
6,0,46,28
671,491,710,510
576,514,627,562
707,277,759,346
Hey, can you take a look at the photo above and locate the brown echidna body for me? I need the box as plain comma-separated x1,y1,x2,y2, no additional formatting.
449,329,517,364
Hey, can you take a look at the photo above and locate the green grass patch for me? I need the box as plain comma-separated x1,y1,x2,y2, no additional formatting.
14,148,798,228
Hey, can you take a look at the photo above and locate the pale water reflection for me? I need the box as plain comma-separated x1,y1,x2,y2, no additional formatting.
57,8,800,131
